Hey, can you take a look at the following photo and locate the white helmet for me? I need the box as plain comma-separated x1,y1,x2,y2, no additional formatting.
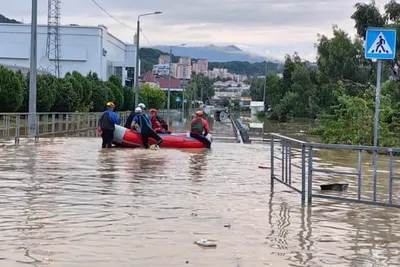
135,107,142,113
138,103,146,110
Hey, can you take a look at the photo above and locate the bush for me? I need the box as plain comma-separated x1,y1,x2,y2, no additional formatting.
0,68,171,113
139,83,166,110
0,66,23,112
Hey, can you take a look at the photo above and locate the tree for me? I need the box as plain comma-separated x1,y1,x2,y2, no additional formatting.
37,74,57,112
72,71,92,107
0,66,23,112
139,83,166,110
123,86,135,111
51,78,79,112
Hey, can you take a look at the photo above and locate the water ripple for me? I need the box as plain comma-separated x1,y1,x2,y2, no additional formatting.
0,138,399,266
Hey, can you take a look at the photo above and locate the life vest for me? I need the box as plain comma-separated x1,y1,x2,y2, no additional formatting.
191,118,204,134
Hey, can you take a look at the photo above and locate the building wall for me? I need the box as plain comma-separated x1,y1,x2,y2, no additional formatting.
0,23,136,85
152,64,170,76
158,55,170,64
197,59,208,73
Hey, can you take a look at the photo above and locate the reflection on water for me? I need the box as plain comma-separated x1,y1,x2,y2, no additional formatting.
0,138,400,266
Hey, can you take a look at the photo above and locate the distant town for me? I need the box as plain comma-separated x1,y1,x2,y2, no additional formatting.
152,55,248,82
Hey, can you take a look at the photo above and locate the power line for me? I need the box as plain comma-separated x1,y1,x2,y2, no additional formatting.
90,0,154,47
140,28,153,47
91,0,135,30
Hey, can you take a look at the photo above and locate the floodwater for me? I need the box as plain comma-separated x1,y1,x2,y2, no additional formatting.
1,124,400,266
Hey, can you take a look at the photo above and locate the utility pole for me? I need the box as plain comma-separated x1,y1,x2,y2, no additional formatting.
263,61,268,108
167,46,172,124
134,12,162,108
28,0,38,137
134,19,140,108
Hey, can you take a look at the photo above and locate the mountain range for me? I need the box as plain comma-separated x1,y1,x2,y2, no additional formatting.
152,44,272,63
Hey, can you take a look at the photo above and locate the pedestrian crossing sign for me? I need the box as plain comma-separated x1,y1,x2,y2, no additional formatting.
365,28,397,60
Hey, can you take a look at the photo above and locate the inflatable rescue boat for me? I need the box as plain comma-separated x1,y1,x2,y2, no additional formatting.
112,125,211,149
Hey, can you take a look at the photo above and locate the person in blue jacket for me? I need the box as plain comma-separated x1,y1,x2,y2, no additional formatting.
131,107,163,149
98,102,121,148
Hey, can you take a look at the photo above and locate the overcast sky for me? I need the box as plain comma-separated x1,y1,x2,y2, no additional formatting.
2,0,388,61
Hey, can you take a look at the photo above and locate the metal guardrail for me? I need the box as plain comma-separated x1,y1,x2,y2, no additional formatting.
229,116,243,144
0,112,131,144
269,133,400,208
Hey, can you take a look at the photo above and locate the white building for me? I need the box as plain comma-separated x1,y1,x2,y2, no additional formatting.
152,64,170,76
0,23,137,85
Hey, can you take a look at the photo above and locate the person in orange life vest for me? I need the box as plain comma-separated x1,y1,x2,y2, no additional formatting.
190,110,211,148
149,109,171,134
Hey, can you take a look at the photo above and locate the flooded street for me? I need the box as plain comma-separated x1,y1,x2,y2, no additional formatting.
1,136,400,266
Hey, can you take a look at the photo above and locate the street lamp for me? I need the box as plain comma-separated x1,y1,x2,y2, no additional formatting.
134,11,162,108
263,60,268,108
28,0,38,137
167,44,185,124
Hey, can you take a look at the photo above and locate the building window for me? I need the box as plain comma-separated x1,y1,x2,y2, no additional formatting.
114,66,123,80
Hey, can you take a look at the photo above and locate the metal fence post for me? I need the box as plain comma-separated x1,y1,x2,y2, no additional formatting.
301,144,306,205
270,136,275,190
307,147,313,204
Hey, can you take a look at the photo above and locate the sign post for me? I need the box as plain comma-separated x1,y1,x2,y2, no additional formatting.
365,28,397,201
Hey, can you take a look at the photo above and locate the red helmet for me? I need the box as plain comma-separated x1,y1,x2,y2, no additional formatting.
195,110,204,117
149,108,157,115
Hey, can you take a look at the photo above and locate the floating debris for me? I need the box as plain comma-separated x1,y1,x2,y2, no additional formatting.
194,239,217,247
258,165,270,169
190,213,198,216
224,223,231,228
320,183,349,191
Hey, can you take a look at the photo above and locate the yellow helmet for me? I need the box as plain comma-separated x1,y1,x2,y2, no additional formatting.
106,102,115,108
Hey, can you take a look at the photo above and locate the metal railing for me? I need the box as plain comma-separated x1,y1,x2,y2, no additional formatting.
0,112,131,144
270,133,400,208
229,116,243,144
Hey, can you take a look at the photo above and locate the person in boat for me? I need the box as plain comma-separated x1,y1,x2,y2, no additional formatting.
124,103,149,129
190,110,211,148
131,107,163,149
149,109,170,134
98,102,121,148
124,107,136,129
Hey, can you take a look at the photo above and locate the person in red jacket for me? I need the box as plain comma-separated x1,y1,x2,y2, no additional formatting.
190,110,211,148
149,109,171,134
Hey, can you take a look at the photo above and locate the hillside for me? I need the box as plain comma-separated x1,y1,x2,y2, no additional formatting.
0,14,21,24
153,44,268,63
140,47,282,76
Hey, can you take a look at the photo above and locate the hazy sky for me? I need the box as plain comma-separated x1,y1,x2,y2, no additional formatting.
2,0,388,61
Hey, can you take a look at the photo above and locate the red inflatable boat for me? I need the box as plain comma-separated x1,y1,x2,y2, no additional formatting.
112,125,210,149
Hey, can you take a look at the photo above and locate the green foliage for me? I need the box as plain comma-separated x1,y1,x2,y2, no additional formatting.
123,86,135,110
51,78,79,112
139,83,166,110
185,73,215,103
37,74,57,112
0,66,23,112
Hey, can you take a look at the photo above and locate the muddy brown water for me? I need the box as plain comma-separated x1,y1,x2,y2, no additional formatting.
0,119,400,266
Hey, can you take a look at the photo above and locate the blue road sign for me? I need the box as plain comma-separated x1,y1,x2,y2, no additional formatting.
365,28,397,60
239,101,244,106
176,96,181,102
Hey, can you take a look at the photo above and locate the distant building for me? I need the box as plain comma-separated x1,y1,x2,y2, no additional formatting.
192,58,208,75
0,23,137,85
141,70,182,91
141,71,159,88
158,55,170,64
207,68,229,79
213,80,250,99
152,64,170,76
176,57,191,79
